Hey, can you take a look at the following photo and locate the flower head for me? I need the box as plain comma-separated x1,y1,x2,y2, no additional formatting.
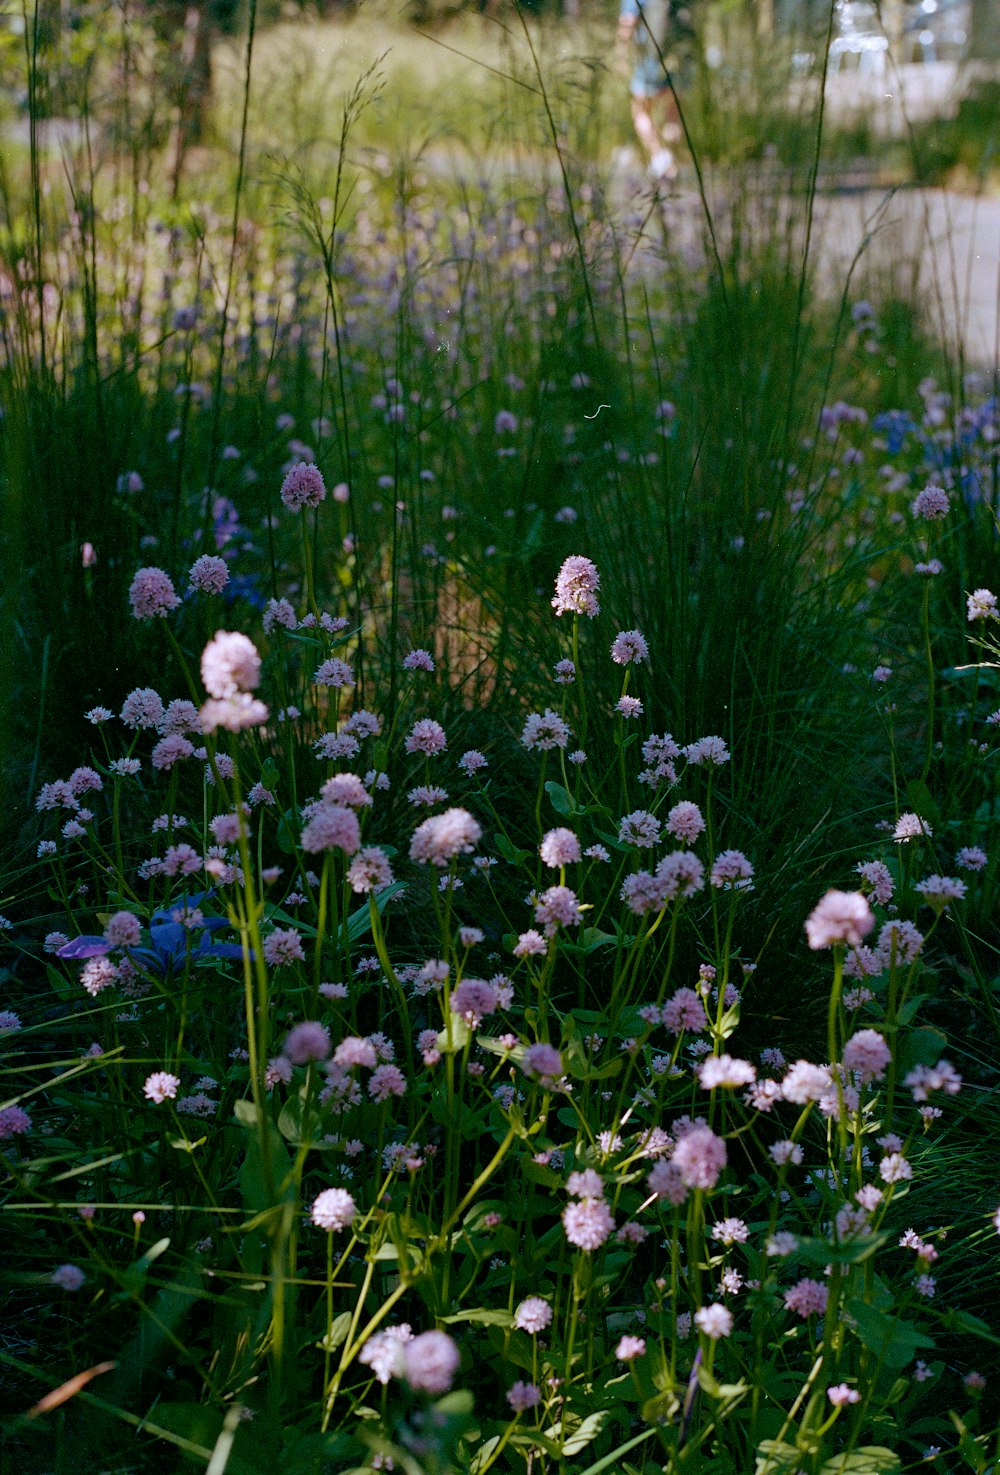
410,808,481,865
805,891,874,949
280,463,326,510
402,1330,460,1393
611,629,649,664
143,1071,180,1104
129,567,180,620
310,1187,356,1231
552,555,600,618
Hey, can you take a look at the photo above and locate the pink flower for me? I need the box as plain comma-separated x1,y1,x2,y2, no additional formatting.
521,710,571,751
280,462,326,510
450,979,499,1025
358,1325,413,1384
410,808,481,865
552,555,600,618
618,810,661,848
672,1124,727,1189
684,736,730,766
104,912,141,948
828,1384,861,1406
52,1263,86,1291
655,851,705,899
521,1042,563,1085
458,750,488,776
698,1055,756,1089
567,1168,604,1199
910,484,950,519
956,846,988,871
201,633,261,709
784,1279,828,1317
0,1105,32,1137
121,687,165,729
711,850,754,888
893,812,932,842
514,929,548,958
347,847,394,893
129,566,180,620
915,874,966,911
81,958,119,996
695,1304,733,1339
611,629,649,664
804,890,874,949
540,828,581,867
563,1197,614,1249
151,734,194,770
301,804,361,855
189,555,230,594
143,1071,180,1104
405,718,447,755
666,801,705,843
403,648,435,671
534,885,582,935
781,1059,833,1103
647,1159,687,1204
616,696,643,718
615,1335,646,1360
507,1380,541,1411
284,1021,331,1064
968,588,998,622
662,988,708,1033
310,1187,356,1231
857,860,894,904
514,1296,552,1333
842,1028,891,1083
263,928,305,967
402,1330,460,1393
314,657,354,688
369,1064,407,1101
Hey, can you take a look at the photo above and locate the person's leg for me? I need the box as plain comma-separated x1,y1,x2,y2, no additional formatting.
630,94,662,160
631,89,682,181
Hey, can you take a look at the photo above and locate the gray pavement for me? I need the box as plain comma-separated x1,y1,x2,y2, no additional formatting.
617,170,999,369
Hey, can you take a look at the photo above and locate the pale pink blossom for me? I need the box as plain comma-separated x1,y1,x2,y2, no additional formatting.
563,1197,614,1249
540,828,581,867
672,1124,726,1189
189,555,230,594
552,555,600,618
144,1071,180,1104
410,808,481,865
130,566,180,620
805,890,874,949
784,1279,828,1317
280,462,326,510
402,1330,459,1393
310,1187,356,1231
694,1304,732,1338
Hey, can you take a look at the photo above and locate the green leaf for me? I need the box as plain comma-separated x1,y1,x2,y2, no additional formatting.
46,963,75,1002
346,883,406,943
904,779,939,826
318,1312,353,1353
845,1298,935,1368
796,1233,888,1266
818,1448,900,1475
940,1309,1000,1348
546,1410,610,1457
545,780,577,817
443,1308,514,1329
436,1015,472,1054
495,832,531,867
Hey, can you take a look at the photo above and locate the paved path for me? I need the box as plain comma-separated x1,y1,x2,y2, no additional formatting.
617,171,1000,369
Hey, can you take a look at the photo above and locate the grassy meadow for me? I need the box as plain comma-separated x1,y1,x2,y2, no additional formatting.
1,3,999,1473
